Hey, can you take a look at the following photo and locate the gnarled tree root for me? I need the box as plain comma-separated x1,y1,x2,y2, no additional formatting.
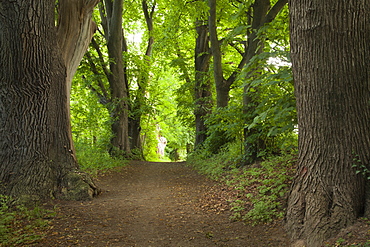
58,170,101,201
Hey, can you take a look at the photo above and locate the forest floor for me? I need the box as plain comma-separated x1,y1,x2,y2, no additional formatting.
36,161,290,246
30,161,370,247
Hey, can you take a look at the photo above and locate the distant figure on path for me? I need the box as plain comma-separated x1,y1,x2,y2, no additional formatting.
157,136,167,158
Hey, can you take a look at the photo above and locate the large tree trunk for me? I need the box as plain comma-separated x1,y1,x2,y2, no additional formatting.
286,1,370,246
194,21,212,148
57,0,99,157
57,0,99,99
0,0,99,201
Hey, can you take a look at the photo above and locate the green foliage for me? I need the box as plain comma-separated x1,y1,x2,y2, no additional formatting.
71,72,127,173
140,68,194,161
188,141,245,179
188,151,297,224
225,154,297,224
0,195,55,246
72,0,293,171
70,75,112,146
352,153,370,180
240,49,296,160
75,143,127,175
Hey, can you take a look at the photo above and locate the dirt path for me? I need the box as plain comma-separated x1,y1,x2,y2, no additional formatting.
40,161,289,246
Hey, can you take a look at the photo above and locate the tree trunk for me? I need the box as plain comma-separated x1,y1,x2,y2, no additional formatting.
102,0,131,156
242,0,270,165
56,0,99,158
0,0,99,201
286,1,370,246
128,0,155,156
194,21,212,148
241,0,288,165
208,0,287,154
208,0,231,108
57,0,99,99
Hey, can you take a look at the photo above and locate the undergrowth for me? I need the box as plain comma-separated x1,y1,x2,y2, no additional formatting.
0,144,127,246
75,143,128,176
225,154,296,224
188,144,297,225
0,195,55,246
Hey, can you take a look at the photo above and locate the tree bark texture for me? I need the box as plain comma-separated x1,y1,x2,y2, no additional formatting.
194,21,212,148
0,0,99,200
286,1,370,246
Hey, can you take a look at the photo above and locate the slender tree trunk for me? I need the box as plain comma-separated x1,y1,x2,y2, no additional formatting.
128,0,155,156
208,0,287,155
241,0,287,165
102,0,131,156
242,0,270,165
286,1,370,246
194,21,212,148
208,0,231,108
0,0,99,200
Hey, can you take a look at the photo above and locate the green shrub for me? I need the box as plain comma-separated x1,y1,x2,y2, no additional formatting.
75,143,127,175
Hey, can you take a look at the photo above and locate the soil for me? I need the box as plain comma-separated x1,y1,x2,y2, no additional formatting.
36,161,290,246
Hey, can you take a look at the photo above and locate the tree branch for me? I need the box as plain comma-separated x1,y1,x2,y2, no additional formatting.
85,52,110,102
262,0,288,25
91,37,110,79
228,41,246,56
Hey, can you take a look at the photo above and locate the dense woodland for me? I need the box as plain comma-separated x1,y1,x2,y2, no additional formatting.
0,0,369,246
72,0,294,165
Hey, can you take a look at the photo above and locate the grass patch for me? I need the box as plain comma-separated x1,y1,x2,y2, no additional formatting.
0,195,55,246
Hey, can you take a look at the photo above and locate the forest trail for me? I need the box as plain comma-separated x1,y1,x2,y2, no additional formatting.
40,161,289,246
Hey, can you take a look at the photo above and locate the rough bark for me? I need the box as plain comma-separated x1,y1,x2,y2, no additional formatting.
0,0,99,201
286,1,370,246
194,21,212,148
